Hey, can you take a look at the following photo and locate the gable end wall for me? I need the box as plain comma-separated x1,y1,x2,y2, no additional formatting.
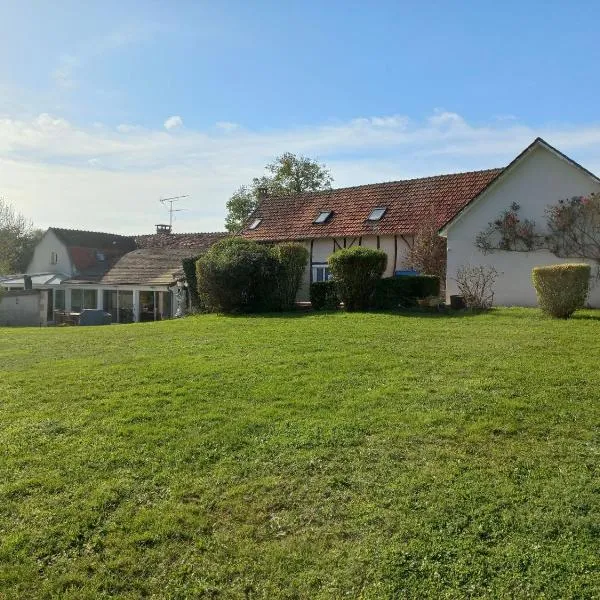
445,145,600,306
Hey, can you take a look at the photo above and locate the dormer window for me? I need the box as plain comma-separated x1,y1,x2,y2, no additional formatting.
367,207,387,221
314,210,332,224
249,218,262,230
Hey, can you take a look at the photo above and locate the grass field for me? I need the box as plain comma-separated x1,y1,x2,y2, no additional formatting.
1,309,599,598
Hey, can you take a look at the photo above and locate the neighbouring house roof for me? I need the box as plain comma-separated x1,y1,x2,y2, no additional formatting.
1,273,70,287
134,232,228,250
241,168,503,241
50,228,137,252
49,227,138,281
100,248,202,286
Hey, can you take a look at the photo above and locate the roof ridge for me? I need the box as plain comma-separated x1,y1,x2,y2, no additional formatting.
134,231,227,236
50,227,134,239
260,167,505,201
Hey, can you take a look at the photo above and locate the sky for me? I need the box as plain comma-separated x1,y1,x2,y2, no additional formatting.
2,0,600,234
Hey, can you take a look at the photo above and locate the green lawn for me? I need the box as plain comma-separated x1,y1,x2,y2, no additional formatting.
1,309,599,599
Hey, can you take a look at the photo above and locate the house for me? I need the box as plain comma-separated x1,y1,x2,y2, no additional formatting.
440,138,600,306
1,227,227,323
242,138,600,307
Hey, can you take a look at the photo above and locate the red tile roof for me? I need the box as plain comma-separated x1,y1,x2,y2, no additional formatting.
241,168,503,241
134,232,228,250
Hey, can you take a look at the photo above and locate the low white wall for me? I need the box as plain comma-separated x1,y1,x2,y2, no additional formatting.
0,290,45,326
446,246,600,307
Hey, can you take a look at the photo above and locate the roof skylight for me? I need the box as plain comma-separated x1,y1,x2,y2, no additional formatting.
314,210,332,224
248,218,262,230
367,207,387,221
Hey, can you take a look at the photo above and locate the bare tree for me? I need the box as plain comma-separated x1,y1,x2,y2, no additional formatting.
407,207,447,281
454,265,499,310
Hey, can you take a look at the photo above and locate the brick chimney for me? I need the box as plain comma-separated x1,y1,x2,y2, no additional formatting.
155,224,172,234
257,187,268,200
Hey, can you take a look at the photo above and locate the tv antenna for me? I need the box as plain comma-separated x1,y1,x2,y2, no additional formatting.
159,195,189,230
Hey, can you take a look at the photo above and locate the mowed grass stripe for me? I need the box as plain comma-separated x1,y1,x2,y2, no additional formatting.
0,309,599,598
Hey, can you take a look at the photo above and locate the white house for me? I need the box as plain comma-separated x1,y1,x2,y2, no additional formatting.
242,137,600,307
440,138,600,307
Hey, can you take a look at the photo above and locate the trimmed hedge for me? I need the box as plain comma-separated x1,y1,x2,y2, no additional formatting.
196,238,281,313
328,247,387,311
374,275,441,309
532,263,591,318
310,281,340,310
273,243,309,310
182,255,202,310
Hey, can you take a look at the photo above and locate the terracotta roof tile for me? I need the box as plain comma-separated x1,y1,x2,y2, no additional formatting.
134,232,228,250
241,168,503,241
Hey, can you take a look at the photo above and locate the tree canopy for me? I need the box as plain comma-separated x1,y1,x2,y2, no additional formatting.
224,153,333,233
0,198,43,274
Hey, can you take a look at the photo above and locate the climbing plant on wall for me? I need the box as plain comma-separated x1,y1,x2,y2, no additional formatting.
545,194,600,264
475,202,540,253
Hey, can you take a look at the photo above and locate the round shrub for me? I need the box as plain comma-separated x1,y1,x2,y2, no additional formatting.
196,237,280,313
328,246,387,311
310,281,339,310
273,242,309,310
532,263,591,318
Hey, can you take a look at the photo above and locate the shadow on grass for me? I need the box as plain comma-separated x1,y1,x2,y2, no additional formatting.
216,307,488,319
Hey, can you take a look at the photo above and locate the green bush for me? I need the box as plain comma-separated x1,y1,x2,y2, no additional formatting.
273,243,309,310
374,275,441,309
196,238,281,313
328,247,387,311
532,263,591,318
182,255,203,310
310,281,340,310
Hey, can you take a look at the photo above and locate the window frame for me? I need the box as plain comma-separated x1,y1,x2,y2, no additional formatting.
248,218,262,230
314,210,333,224
311,262,332,282
367,207,387,222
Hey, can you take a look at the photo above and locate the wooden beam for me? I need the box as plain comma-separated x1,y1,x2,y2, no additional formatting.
309,239,314,285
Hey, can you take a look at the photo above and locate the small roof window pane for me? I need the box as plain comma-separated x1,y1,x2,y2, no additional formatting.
314,210,332,224
249,218,262,230
367,207,387,221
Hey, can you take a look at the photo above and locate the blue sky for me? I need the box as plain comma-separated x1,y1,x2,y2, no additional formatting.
2,1,600,233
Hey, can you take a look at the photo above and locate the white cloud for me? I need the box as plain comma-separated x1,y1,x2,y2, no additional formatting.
215,121,240,133
116,123,141,133
164,115,183,131
4,110,600,234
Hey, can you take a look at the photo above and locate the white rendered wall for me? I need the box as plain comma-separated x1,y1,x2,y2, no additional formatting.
27,230,72,276
445,145,600,306
0,291,45,326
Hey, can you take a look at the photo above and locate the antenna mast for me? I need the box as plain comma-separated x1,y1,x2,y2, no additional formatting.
159,195,189,232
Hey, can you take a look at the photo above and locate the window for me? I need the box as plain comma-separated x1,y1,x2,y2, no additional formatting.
54,289,65,311
312,263,332,282
96,250,106,261
314,210,332,224
249,218,262,230
50,251,58,265
367,207,387,221
70,289,97,312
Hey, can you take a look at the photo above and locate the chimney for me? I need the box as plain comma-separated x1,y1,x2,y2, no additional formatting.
23,275,32,290
155,224,172,234
257,186,268,200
